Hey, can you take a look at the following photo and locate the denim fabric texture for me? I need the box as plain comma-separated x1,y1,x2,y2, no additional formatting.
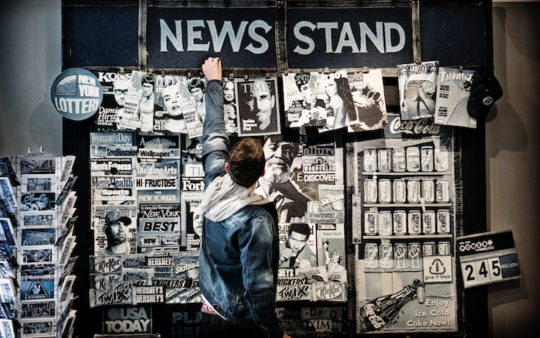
198,80,282,337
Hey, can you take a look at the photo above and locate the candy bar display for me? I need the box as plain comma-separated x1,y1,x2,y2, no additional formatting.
349,114,458,333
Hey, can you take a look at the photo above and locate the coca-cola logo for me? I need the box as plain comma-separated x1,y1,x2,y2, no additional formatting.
389,116,440,136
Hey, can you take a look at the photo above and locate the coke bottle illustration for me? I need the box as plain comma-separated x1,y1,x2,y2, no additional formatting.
359,279,424,331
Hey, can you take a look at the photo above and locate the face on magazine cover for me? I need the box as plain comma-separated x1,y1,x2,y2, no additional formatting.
223,80,235,103
161,85,182,116
251,79,275,129
263,139,299,184
113,79,130,106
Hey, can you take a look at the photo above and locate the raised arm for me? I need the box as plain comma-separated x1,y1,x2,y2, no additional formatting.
201,57,229,186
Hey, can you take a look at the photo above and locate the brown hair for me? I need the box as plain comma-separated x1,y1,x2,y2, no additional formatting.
228,138,265,187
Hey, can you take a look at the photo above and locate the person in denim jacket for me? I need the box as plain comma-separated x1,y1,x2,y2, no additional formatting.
197,57,290,338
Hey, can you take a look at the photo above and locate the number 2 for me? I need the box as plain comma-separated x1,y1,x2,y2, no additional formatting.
465,264,475,281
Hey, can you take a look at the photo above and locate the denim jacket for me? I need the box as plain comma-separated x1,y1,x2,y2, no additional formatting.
198,80,283,337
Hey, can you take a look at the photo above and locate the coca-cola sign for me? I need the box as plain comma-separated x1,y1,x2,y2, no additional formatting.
386,114,441,137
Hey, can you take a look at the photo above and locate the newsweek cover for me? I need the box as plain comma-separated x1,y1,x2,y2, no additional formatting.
398,61,439,120
116,70,146,131
347,69,388,132
282,72,328,128
235,77,281,136
223,77,238,134
434,67,477,128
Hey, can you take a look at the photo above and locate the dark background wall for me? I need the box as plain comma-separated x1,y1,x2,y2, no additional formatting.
0,0,538,336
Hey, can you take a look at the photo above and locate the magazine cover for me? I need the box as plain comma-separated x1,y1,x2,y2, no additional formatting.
398,61,439,120
223,77,238,134
347,69,388,132
282,72,327,128
93,207,137,256
90,70,131,131
317,70,357,133
116,70,146,131
235,77,281,136
434,67,477,128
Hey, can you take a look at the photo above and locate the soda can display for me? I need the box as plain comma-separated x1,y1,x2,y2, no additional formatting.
420,146,434,171
436,180,450,203
408,210,422,234
437,209,451,233
422,210,437,234
393,210,407,235
377,148,392,172
408,242,422,269
364,211,378,235
422,179,435,203
393,179,407,203
392,147,406,172
406,146,421,172
378,211,393,236
378,179,392,203
407,179,421,203
394,243,409,269
364,243,379,269
423,242,436,257
379,241,393,269
364,179,378,203
437,241,451,256
363,148,377,172
435,146,449,172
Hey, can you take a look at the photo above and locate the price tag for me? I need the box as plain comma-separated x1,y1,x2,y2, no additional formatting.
457,231,520,288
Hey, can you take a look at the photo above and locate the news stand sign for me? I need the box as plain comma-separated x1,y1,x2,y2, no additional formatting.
457,230,520,288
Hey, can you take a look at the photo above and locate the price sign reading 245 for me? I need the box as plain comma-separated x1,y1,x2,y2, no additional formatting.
460,257,503,287
457,231,520,288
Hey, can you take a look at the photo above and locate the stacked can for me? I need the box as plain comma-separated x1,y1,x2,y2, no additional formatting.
377,148,392,173
435,146,449,172
378,211,393,236
364,243,379,269
437,210,451,233
407,179,421,203
422,179,435,203
392,147,406,172
393,210,407,235
393,179,407,203
436,180,450,202
364,211,378,235
394,243,409,269
406,146,421,172
379,241,393,269
422,210,437,234
408,210,422,234
423,242,436,257
437,241,451,256
364,179,378,203
421,146,434,171
363,148,377,172
408,242,422,269
378,179,392,203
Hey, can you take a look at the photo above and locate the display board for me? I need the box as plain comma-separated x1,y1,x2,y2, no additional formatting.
61,0,491,337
